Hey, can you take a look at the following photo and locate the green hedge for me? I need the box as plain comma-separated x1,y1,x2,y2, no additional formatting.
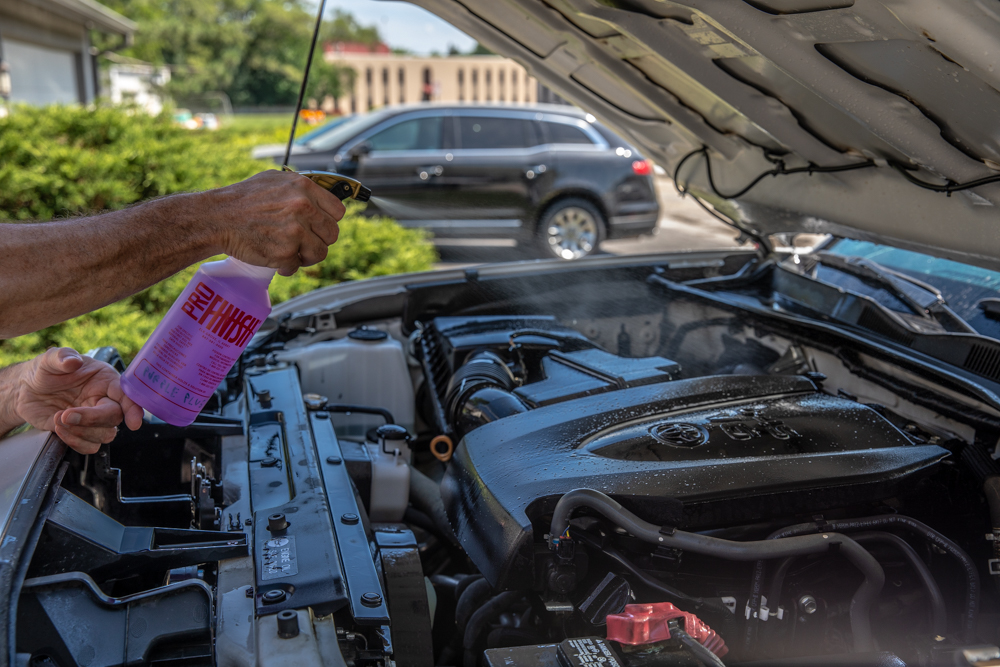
0,105,437,366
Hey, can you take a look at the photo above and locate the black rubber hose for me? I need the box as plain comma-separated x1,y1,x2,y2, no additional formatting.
854,532,947,637
453,574,485,608
574,529,730,615
748,515,978,643
410,467,460,546
549,489,884,652
455,578,492,633
675,626,727,667
765,533,947,640
463,591,522,667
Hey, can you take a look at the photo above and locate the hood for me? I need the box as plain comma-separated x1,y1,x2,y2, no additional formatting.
405,0,1000,269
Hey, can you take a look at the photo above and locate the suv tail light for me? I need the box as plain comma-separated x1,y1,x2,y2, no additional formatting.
632,159,652,176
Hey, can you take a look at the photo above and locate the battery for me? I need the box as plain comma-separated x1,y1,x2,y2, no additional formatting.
483,637,624,667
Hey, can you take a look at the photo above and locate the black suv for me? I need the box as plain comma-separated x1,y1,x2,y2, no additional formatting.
258,104,660,259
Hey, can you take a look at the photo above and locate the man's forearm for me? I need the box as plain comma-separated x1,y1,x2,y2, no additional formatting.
0,191,225,338
0,363,25,436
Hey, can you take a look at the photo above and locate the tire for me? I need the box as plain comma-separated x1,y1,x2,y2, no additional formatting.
535,198,606,260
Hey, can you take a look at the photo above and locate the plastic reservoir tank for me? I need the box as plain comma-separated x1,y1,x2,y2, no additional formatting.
277,327,415,437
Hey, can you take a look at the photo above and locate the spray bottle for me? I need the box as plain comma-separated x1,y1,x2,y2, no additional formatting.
120,172,370,426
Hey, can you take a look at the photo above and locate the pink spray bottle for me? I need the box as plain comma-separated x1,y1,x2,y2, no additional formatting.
120,257,275,426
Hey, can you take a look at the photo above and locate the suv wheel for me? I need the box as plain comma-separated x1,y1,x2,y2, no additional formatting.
536,198,605,260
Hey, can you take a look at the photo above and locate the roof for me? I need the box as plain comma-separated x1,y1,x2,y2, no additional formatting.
40,0,136,36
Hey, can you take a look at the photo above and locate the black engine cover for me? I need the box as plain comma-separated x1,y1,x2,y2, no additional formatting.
442,374,948,589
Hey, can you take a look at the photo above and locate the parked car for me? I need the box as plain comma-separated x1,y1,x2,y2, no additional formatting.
11,2,1000,667
254,104,660,259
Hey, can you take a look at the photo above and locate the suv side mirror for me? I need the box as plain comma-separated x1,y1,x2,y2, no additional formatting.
348,141,372,161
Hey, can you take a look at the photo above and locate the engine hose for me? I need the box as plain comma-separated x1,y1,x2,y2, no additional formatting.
463,591,522,667
437,577,490,667
747,514,978,646
765,533,947,640
675,626,728,667
549,489,884,652
574,529,730,615
455,578,492,633
409,466,460,546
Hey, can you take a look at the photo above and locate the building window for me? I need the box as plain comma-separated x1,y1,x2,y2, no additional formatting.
485,69,492,101
366,68,373,110
382,67,389,106
498,70,505,101
457,68,464,101
471,69,478,101
398,67,405,104
422,66,432,101
512,70,518,102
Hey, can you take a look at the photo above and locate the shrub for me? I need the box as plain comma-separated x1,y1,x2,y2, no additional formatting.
0,106,437,366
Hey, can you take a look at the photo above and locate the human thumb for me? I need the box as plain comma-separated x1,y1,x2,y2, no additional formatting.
39,347,84,375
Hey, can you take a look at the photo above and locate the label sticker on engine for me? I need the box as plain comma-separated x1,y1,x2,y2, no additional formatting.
261,535,298,580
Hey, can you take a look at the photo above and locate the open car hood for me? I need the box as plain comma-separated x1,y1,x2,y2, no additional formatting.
405,0,1000,269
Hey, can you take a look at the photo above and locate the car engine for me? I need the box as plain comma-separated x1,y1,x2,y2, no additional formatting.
14,260,1000,666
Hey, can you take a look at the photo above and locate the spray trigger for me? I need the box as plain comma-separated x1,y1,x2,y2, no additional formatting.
285,167,372,202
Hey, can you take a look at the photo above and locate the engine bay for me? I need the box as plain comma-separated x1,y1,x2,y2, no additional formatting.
14,256,1000,666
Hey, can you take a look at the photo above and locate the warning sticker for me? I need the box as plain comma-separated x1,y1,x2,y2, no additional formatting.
561,638,623,667
261,535,298,580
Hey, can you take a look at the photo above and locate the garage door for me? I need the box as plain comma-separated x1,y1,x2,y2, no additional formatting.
4,39,79,105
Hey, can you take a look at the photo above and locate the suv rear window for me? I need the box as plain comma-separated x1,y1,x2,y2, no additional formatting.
543,121,594,145
457,116,537,149
367,116,443,151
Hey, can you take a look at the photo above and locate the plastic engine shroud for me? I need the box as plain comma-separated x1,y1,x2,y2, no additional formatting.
441,374,948,589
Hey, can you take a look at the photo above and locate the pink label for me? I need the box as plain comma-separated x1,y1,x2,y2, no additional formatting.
126,272,270,415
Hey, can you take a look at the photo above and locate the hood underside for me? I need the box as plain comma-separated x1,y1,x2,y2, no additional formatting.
404,0,1000,269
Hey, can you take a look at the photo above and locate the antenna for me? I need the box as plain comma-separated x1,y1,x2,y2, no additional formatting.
283,0,329,169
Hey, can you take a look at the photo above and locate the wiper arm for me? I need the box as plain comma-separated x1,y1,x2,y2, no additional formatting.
812,253,976,334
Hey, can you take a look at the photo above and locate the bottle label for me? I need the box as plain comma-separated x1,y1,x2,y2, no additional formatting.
128,273,269,417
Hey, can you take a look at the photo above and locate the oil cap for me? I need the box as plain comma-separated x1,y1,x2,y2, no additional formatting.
348,326,387,342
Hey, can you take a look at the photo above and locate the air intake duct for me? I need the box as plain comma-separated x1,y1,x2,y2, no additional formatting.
445,352,527,437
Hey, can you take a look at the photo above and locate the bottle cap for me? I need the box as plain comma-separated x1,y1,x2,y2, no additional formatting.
226,257,277,282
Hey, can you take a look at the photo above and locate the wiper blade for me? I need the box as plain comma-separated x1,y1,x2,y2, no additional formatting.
811,253,976,334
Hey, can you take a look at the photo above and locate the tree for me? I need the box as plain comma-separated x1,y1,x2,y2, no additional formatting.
94,1,382,107
322,10,383,48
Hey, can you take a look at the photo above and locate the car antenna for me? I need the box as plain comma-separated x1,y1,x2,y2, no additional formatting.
283,0,328,170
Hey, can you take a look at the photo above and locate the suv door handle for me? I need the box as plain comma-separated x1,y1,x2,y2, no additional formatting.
525,164,547,180
417,165,444,180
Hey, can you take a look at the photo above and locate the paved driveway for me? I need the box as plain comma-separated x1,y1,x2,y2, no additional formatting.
433,176,747,268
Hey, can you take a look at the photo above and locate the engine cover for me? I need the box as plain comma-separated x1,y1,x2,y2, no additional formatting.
442,374,949,589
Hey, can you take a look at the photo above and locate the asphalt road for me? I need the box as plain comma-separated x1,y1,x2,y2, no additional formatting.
433,176,747,268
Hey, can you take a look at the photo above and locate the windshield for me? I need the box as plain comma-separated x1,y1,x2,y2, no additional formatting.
303,110,396,152
825,239,1000,339
294,115,355,145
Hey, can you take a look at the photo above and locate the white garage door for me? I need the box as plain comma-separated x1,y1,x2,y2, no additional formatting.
4,39,79,105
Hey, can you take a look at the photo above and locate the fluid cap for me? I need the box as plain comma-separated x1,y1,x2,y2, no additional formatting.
348,326,388,342
376,424,409,441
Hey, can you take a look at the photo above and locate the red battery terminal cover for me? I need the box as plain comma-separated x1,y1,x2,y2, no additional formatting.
605,602,729,657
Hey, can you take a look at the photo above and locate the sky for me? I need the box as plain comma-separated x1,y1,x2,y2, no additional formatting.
323,0,479,55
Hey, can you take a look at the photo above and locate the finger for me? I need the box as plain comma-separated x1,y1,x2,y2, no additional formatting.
53,424,107,455
277,257,301,277
55,422,118,446
302,181,347,227
123,403,144,431
58,400,123,429
106,378,145,431
37,347,83,376
297,234,330,267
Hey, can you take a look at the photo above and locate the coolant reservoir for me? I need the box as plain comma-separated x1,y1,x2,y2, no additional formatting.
277,327,415,437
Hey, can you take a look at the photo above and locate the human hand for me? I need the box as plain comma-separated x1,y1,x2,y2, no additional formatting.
209,170,347,277
12,348,144,454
